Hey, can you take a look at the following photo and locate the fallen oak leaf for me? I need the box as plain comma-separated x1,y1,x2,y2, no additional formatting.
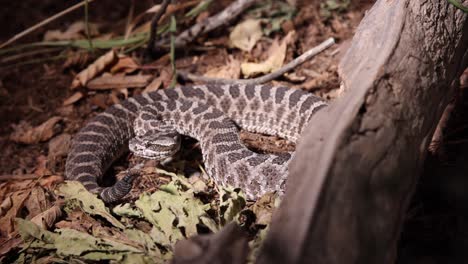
10,116,62,144
87,74,152,90
71,50,117,89
203,55,241,79
24,186,49,218
230,19,263,52
30,205,62,230
0,190,30,237
241,30,296,77
57,181,124,229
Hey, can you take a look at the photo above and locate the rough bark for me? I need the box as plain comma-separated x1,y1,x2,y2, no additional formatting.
257,1,468,264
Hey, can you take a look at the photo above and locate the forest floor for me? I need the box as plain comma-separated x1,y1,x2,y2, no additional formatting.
0,0,467,263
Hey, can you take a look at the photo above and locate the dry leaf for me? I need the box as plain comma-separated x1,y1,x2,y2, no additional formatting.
44,21,99,41
39,175,64,190
0,237,22,256
87,74,152,90
24,187,49,218
89,94,109,109
10,117,62,144
229,19,263,52
71,50,117,89
283,72,306,82
48,133,71,170
252,193,277,226
241,31,295,77
62,92,83,106
0,195,13,216
204,56,241,79
30,205,62,230
0,191,30,237
143,78,162,93
146,4,162,13
110,56,140,74
133,21,151,35
63,51,90,69
34,155,51,177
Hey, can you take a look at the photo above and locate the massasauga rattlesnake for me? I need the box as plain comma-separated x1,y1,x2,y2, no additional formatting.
65,84,327,203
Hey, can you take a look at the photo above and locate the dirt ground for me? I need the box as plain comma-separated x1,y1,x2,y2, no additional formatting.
0,0,467,262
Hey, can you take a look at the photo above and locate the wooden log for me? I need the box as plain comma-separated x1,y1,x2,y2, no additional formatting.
257,0,468,263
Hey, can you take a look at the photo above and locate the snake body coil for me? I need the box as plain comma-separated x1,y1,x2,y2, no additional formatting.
65,84,327,202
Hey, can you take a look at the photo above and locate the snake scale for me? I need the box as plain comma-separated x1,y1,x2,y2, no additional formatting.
65,84,327,203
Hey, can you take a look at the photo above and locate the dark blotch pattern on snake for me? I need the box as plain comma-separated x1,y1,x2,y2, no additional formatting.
65,84,327,203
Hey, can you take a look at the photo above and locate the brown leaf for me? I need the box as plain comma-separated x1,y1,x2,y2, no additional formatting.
0,237,22,256
241,31,296,77
110,56,140,74
39,175,64,190
71,50,118,89
63,50,91,69
230,19,263,52
63,92,84,106
48,134,71,171
0,195,13,216
204,56,241,79
34,155,51,177
87,74,152,90
252,192,277,226
89,93,109,109
24,186,49,218
30,205,62,230
0,191,30,237
143,77,162,93
10,117,62,144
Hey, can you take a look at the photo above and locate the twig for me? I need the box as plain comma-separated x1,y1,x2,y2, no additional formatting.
178,37,335,85
156,0,258,49
147,0,171,57
0,0,95,49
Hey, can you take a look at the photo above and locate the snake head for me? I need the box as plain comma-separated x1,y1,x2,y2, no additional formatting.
129,131,181,160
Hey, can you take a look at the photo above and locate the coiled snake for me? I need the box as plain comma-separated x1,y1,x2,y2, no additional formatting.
65,84,327,203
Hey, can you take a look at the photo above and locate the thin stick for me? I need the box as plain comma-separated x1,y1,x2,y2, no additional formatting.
0,0,95,49
178,38,335,85
156,0,258,49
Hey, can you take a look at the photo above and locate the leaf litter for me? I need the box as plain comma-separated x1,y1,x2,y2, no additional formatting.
0,0,365,262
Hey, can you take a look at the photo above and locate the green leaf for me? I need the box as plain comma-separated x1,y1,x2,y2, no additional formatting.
57,181,124,229
134,180,216,244
219,187,246,225
113,203,143,218
17,219,148,261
